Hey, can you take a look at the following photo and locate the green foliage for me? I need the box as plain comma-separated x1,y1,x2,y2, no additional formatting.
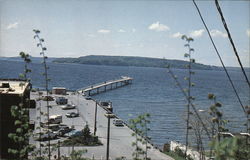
82,124,91,139
173,147,193,160
206,93,249,160
8,52,33,159
63,125,102,146
182,35,197,158
115,156,127,160
8,104,34,159
33,29,53,159
19,51,31,81
208,94,228,135
68,150,88,160
164,148,193,160
167,33,249,160
210,137,250,160
63,135,102,146
174,147,185,157
129,113,151,160
57,150,90,160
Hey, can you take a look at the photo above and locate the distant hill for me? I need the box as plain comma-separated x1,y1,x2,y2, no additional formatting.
0,56,56,63
53,55,219,70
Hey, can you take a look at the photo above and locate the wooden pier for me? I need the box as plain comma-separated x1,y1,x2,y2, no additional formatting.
77,76,133,96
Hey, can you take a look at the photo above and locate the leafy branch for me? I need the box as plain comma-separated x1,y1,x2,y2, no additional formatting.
33,29,51,160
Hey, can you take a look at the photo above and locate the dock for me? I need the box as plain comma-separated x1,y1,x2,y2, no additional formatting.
77,76,133,96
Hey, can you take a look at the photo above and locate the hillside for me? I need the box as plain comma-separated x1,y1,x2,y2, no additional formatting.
0,56,56,63
53,55,219,70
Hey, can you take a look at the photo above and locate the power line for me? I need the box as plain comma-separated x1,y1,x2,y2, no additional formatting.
167,68,211,140
215,0,250,87
192,0,247,116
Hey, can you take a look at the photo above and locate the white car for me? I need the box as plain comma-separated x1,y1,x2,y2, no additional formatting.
49,115,62,124
61,104,76,110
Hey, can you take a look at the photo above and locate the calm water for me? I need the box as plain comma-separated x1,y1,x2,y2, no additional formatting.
0,60,249,147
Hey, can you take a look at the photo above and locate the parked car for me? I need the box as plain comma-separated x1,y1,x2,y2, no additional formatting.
42,124,60,131
100,101,110,107
104,113,116,118
35,131,57,141
49,115,62,124
55,125,74,136
56,97,68,105
113,119,124,126
67,130,83,138
85,96,92,100
42,95,54,101
66,112,79,118
61,104,76,110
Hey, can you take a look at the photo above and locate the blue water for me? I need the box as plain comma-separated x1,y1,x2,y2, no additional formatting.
1,60,249,147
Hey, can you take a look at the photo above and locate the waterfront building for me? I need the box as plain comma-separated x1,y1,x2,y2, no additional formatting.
0,79,31,159
52,87,67,95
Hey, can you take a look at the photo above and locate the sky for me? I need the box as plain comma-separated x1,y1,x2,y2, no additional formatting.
0,0,249,67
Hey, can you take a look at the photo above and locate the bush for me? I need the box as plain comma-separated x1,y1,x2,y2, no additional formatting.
63,125,102,146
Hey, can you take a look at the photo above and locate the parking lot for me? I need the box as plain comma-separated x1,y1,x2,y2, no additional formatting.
30,91,173,160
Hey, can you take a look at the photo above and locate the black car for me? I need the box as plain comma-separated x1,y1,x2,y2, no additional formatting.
66,112,79,118
85,96,92,100
56,126,74,136
56,97,68,105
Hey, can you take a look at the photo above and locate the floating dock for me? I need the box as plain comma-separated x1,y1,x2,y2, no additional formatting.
77,76,133,96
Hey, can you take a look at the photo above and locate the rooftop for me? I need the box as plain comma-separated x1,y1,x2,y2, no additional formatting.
0,80,29,95
52,87,66,89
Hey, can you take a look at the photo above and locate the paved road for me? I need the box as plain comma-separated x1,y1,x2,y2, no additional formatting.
30,91,173,160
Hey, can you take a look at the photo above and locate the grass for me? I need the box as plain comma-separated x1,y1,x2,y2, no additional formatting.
62,135,102,146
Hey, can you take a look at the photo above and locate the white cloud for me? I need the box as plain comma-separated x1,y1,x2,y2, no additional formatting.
114,44,121,48
118,29,126,33
87,34,96,38
247,29,250,37
138,44,144,48
210,29,227,38
148,22,170,32
6,22,18,30
132,28,136,33
242,49,249,54
171,32,182,38
189,29,204,38
97,29,111,34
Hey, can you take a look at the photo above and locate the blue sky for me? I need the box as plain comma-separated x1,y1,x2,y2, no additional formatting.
0,0,249,67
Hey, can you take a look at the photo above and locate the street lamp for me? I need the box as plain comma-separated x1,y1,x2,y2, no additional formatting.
104,102,114,160
94,100,98,136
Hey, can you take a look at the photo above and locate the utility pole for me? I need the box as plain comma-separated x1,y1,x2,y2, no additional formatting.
106,115,111,160
58,140,61,160
105,102,113,160
94,101,98,136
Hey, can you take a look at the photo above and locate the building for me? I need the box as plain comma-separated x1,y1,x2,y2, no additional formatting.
0,79,31,159
52,87,67,95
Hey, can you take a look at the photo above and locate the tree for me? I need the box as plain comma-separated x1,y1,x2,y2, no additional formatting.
181,35,195,158
19,51,32,81
82,124,91,141
8,52,34,159
129,113,151,160
33,29,52,160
